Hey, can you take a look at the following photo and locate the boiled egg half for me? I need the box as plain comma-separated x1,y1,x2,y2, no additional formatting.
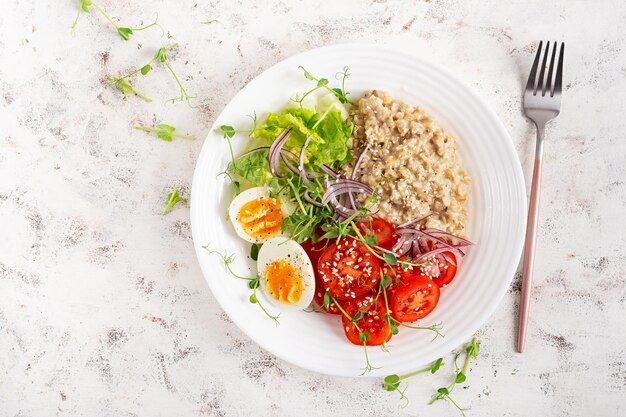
228,186,292,243
257,237,315,310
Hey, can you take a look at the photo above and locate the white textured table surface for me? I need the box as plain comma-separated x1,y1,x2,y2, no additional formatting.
1,1,625,416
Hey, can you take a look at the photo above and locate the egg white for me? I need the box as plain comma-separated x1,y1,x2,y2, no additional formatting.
257,237,315,310
228,186,292,243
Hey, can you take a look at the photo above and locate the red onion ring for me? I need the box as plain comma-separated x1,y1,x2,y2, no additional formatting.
414,246,460,263
303,190,324,207
322,182,374,205
279,149,300,175
421,229,474,247
298,135,314,186
237,146,270,159
268,128,292,176
319,165,338,179
349,146,370,209
397,213,434,229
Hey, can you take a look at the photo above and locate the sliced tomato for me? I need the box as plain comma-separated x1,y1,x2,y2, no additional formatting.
318,237,380,301
341,295,391,346
380,256,417,283
419,252,458,288
301,238,329,267
302,239,340,314
313,274,341,315
390,274,440,322
357,217,398,250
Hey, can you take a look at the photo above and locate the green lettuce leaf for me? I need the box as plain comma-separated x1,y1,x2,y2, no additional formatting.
251,107,352,166
232,149,271,186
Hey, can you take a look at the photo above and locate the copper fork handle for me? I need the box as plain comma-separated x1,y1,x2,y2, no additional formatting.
517,135,544,353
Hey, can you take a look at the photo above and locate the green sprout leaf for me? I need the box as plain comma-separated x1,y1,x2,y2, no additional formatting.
317,78,329,87
140,64,152,75
153,124,175,142
323,291,331,309
155,47,168,62
430,357,444,374
466,337,480,359
248,278,260,289
301,67,314,80
383,252,398,266
233,181,241,195
249,293,258,304
81,0,93,12
383,374,400,391
455,372,467,384
381,274,392,289
364,235,377,246
250,243,261,261
358,331,369,343
218,125,236,138
117,27,133,40
112,77,152,102
162,187,186,216
349,311,364,323
135,123,195,142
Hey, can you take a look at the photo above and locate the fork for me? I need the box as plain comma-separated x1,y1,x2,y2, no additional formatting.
517,41,565,353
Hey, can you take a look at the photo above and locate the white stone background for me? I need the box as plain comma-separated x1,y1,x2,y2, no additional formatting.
1,0,625,416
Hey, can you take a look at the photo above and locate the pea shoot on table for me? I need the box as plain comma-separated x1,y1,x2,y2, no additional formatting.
383,337,481,417
71,0,161,41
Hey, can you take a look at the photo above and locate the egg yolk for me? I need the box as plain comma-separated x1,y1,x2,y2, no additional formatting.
237,197,282,240
263,260,303,304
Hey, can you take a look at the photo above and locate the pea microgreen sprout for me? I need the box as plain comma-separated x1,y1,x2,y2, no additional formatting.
383,357,444,406
248,276,280,325
334,66,351,103
111,43,178,102
112,77,153,102
400,321,444,339
293,66,353,105
162,187,186,216
429,337,480,416
159,49,196,107
202,245,280,324
71,0,160,40
135,124,195,142
215,124,257,167
327,292,378,375
379,275,399,341
202,245,256,281
217,125,236,138
214,118,260,197
113,43,195,106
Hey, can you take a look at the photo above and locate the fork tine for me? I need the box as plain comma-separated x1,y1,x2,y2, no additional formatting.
544,42,557,96
525,41,543,92
536,41,550,95
553,42,565,96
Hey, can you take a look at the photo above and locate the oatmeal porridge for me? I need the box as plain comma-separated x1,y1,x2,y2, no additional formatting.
345,90,471,234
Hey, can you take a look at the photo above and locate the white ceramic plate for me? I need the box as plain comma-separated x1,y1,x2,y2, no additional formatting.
191,44,526,377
